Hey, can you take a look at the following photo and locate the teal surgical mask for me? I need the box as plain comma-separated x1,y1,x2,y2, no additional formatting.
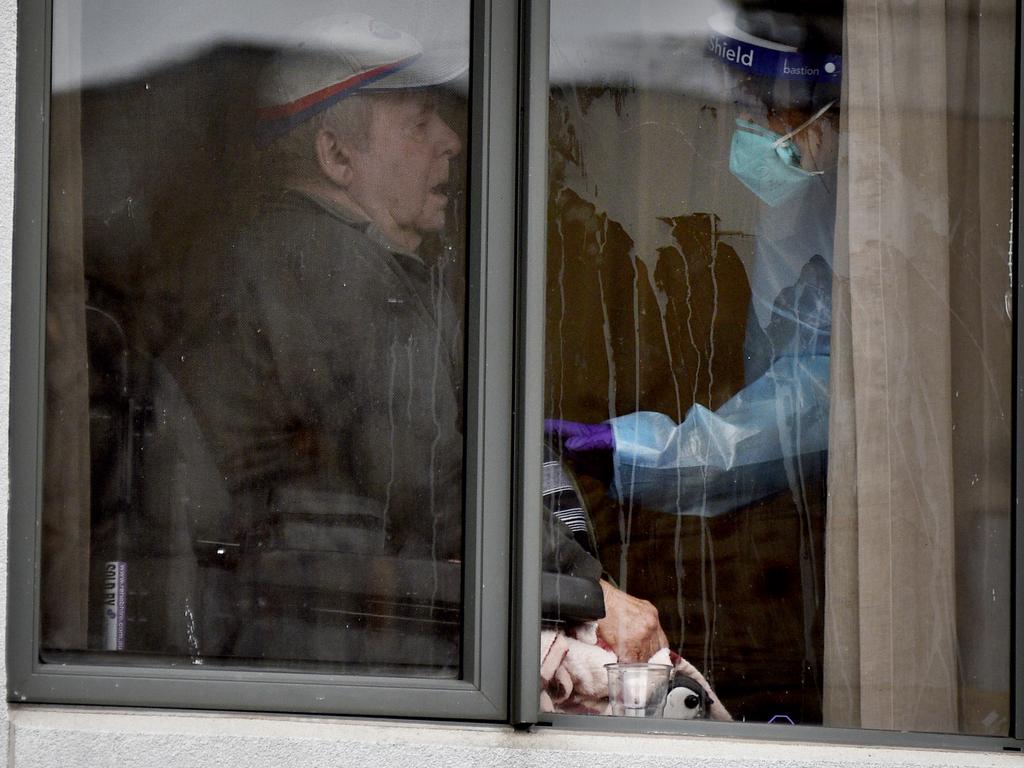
729,101,834,207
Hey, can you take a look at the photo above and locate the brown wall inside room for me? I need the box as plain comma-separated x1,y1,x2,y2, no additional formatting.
544,85,827,725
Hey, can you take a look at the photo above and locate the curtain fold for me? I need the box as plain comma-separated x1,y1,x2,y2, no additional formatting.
824,0,1012,734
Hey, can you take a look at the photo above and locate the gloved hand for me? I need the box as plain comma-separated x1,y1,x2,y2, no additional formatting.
544,419,614,454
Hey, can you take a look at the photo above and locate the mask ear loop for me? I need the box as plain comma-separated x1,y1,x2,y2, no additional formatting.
767,100,836,179
769,99,837,162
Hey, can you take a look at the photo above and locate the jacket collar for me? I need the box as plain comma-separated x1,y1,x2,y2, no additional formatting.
285,186,424,263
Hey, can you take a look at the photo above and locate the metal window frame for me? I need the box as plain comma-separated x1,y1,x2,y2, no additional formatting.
511,0,548,728
7,0,518,720
8,0,1024,750
514,0,1024,754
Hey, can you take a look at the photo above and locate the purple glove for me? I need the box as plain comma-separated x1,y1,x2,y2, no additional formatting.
544,419,615,453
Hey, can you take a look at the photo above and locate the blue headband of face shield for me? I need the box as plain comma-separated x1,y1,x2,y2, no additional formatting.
728,100,834,206
706,12,843,84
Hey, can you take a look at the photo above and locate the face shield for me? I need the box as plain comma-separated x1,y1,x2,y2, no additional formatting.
705,6,842,123
701,6,843,207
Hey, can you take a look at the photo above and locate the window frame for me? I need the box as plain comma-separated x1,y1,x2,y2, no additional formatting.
6,0,1024,751
517,0,1024,753
7,0,518,721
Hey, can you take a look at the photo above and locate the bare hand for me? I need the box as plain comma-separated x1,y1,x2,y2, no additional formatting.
596,580,668,662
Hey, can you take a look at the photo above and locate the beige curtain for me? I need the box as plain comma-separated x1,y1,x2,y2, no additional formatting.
824,0,1013,734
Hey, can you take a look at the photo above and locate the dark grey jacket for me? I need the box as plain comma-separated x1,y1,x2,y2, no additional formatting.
169,190,603,629
172,190,464,560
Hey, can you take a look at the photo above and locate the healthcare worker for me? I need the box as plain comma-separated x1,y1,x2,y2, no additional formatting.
547,1,843,517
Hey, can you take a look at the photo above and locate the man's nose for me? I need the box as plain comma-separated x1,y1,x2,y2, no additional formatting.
436,118,461,158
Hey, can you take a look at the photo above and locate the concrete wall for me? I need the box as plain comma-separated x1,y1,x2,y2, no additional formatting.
1,0,16,759
9,708,1024,768
0,1,1018,765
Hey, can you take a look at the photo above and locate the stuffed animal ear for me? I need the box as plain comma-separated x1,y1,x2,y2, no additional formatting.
662,674,710,720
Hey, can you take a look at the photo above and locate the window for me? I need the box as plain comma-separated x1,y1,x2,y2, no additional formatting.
538,0,1016,739
11,0,516,719
8,0,1024,751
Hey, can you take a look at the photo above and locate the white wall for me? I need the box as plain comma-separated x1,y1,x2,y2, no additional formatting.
0,1,1019,765
9,707,1024,768
1,0,17,759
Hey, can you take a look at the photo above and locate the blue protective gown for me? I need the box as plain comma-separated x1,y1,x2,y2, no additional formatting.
608,169,836,516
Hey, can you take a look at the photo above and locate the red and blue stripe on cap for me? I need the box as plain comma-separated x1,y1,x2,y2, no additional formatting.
256,53,419,143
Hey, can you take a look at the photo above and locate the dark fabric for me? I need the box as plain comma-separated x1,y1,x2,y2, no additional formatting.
169,190,464,560
166,188,601,633
541,445,604,617
542,453,591,537
542,512,603,585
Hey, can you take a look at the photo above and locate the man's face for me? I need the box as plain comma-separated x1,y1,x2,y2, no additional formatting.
345,93,462,251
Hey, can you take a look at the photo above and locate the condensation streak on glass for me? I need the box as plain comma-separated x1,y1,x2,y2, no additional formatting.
541,0,1014,735
40,0,470,678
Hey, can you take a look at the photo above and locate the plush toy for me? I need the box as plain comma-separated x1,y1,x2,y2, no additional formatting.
662,673,710,720
541,630,731,720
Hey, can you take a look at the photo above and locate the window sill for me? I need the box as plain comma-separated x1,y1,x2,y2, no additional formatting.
8,704,1021,767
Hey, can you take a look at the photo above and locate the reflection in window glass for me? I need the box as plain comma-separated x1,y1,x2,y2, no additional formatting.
41,0,469,677
542,0,1013,734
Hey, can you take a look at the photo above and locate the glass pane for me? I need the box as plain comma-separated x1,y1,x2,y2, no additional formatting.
541,0,1013,734
41,0,470,678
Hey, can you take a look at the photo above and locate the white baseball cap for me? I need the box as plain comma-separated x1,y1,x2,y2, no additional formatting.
257,14,467,139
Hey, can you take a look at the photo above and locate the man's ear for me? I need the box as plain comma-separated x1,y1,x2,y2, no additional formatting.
314,128,355,188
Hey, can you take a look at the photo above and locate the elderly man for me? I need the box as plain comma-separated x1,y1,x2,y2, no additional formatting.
181,22,465,551
168,15,665,668
164,19,469,665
